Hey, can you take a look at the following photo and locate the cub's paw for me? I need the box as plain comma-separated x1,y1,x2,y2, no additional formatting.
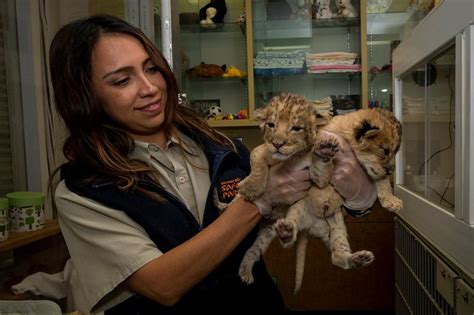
314,136,340,162
274,219,297,248
238,177,265,201
238,263,255,284
379,195,403,212
350,250,375,268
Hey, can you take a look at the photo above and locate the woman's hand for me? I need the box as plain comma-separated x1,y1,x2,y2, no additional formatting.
253,157,312,217
330,137,377,211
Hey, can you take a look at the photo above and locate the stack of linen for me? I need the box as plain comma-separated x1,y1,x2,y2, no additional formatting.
254,50,305,76
310,97,333,117
305,52,361,74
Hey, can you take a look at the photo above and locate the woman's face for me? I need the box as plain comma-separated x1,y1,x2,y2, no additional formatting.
91,33,168,144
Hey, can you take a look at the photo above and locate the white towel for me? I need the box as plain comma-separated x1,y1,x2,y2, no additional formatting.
11,259,74,299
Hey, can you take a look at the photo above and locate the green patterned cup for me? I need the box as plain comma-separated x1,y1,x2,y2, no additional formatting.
0,198,8,241
7,192,45,232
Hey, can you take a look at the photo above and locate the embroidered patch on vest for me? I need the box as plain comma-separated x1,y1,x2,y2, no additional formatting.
216,169,246,203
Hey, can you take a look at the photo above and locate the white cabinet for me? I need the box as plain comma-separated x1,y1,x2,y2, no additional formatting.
393,1,474,311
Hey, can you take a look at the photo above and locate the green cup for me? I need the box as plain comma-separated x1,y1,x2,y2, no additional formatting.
7,192,45,232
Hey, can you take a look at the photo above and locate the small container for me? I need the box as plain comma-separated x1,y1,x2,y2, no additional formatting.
7,192,45,232
0,198,8,241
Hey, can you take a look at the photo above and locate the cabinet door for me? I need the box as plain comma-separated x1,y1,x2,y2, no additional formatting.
398,45,456,212
173,0,252,126
252,0,365,115
366,0,432,111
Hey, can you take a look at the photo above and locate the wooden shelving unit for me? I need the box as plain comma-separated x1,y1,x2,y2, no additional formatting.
0,220,60,253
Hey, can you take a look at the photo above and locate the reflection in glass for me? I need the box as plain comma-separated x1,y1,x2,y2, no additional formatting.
401,45,455,212
176,0,248,119
252,0,361,111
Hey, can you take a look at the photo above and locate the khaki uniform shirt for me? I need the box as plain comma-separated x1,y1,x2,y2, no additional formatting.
55,133,210,314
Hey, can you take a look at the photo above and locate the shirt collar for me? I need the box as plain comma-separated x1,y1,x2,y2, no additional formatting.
132,132,199,159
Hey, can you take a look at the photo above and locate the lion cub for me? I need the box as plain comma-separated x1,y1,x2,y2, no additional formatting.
312,108,403,211
236,93,327,284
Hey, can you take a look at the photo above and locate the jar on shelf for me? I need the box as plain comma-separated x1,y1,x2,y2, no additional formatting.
7,192,45,232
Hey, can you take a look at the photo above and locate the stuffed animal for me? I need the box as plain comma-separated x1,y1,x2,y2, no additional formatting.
205,105,224,120
199,0,227,24
200,7,217,26
223,65,247,78
335,0,358,18
187,62,227,78
315,0,333,19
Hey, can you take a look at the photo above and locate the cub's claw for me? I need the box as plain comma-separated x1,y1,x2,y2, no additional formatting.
274,219,297,248
314,136,340,162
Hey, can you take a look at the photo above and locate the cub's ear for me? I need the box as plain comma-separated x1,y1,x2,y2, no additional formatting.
355,120,380,141
254,107,268,130
254,107,267,122
309,109,329,138
310,108,330,127
314,113,328,127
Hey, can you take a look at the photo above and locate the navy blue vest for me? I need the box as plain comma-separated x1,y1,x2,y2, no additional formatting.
61,135,285,313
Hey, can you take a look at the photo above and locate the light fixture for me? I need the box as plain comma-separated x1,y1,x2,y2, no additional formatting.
381,89,388,93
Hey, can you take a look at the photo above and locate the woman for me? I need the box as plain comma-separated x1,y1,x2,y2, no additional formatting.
51,14,311,314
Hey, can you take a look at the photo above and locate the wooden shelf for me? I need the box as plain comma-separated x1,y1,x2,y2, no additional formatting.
208,119,259,128
0,220,60,253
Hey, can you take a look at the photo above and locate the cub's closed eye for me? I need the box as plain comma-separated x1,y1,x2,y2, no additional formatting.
267,122,275,128
291,126,304,132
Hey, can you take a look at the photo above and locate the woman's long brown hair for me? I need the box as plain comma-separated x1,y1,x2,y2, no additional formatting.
49,14,233,192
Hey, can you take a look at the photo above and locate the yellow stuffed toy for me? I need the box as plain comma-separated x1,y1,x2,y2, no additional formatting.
223,65,247,78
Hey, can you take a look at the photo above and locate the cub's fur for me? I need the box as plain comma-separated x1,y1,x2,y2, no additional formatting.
276,108,403,293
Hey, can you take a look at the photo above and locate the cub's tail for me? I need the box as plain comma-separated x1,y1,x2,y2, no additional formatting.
294,230,309,295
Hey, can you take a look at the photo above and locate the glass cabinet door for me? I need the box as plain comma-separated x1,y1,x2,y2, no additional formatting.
252,0,362,115
400,45,455,212
366,0,432,111
173,0,249,122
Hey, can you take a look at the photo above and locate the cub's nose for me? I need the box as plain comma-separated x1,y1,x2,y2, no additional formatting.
272,141,284,149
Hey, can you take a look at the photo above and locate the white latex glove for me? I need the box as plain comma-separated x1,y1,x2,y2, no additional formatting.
330,135,377,211
254,156,312,217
